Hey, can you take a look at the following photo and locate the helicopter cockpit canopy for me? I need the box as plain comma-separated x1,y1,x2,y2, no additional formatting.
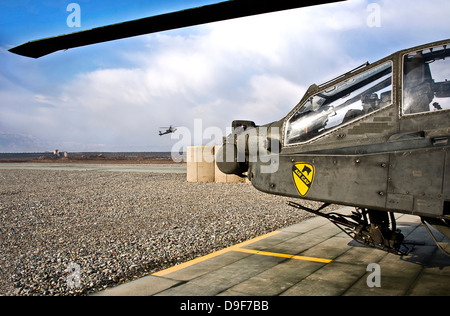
403,44,450,115
285,61,393,145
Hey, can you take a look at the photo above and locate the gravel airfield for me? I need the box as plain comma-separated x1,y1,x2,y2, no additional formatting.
0,166,337,296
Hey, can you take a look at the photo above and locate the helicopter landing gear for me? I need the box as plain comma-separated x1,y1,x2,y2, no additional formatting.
287,202,408,255
353,209,406,254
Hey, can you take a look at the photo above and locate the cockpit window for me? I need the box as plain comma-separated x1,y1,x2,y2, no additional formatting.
403,45,450,115
285,61,392,145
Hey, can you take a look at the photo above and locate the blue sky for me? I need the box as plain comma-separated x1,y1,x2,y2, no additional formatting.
0,0,449,152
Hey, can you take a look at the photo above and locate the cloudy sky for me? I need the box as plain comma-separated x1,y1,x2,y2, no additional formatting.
0,0,449,152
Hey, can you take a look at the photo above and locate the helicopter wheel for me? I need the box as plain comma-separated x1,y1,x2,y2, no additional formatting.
287,202,408,255
353,208,406,255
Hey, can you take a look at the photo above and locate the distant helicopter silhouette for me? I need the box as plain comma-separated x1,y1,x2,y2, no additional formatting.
159,125,177,136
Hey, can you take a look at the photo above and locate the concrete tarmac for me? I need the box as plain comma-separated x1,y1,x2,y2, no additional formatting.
94,208,450,296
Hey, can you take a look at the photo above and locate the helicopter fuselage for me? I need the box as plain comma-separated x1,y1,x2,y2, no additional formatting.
217,39,450,222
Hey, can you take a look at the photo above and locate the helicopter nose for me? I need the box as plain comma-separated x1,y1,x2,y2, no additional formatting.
215,143,248,175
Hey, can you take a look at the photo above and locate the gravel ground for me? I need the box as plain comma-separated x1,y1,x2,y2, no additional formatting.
0,168,339,296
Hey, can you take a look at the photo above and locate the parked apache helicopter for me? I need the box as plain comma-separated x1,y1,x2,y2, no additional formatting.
217,40,450,256
9,0,449,256
159,125,177,136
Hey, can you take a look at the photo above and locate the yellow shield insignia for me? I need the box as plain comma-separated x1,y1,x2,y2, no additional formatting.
292,163,315,196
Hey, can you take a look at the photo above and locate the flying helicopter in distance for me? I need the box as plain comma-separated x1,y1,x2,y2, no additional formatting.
159,125,177,136
8,0,450,256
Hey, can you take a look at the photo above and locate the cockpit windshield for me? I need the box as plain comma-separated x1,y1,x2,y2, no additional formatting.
285,61,393,145
403,44,450,114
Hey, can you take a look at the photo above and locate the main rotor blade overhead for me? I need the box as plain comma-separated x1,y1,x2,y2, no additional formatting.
9,0,344,58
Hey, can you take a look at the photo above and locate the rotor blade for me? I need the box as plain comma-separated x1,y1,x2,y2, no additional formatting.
9,0,344,58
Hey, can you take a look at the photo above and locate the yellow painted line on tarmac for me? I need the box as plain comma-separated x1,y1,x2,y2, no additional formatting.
152,230,332,277
152,231,281,276
233,248,332,263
